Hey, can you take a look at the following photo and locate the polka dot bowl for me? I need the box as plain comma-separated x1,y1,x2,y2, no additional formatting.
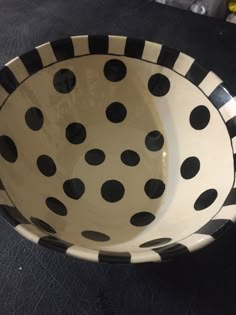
0,35,236,263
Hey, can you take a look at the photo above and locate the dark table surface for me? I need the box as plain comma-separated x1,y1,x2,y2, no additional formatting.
1,1,236,314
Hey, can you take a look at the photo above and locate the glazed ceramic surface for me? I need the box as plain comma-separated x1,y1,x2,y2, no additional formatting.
0,35,236,263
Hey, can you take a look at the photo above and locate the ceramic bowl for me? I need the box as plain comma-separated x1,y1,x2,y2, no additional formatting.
0,35,235,263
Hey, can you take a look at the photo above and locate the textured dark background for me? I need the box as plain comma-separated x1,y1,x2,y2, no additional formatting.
1,1,236,314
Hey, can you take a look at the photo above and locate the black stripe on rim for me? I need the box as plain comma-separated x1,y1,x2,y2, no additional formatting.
125,38,145,59
209,83,233,109
0,205,29,227
226,116,236,138
98,251,131,263
196,219,234,239
157,46,179,69
20,48,43,75
153,243,189,261
0,179,5,190
223,188,236,206
38,236,73,253
88,35,109,54
0,66,19,93
234,154,236,172
51,38,74,61
185,60,209,86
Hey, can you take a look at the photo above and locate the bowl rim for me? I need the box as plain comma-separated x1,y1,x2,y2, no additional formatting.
0,34,236,263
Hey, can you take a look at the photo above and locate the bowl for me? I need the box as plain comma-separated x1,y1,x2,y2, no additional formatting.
0,35,235,263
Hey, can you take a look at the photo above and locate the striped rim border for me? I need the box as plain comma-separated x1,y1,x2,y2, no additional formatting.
0,35,236,263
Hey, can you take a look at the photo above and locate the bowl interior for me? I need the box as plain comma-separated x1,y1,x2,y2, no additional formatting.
0,36,235,262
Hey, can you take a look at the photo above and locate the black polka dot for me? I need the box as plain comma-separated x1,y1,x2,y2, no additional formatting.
190,105,210,130
194,189,218,211
31,217,56,234
66,122,86,144
121,150,140,166
139,238,172,248
101,180,125,203
148,73,170,96
85,149,105,165
181,156,200,179
46,197,67,216
104,59,127,82
106,102,127,123
130,212,155,226
81,230,110,242
63,178,85,200
145,131,164,151
25,107,44,131
53,68,76,93
145,179,165,199
37,155,56,177
0,179,4,190
0,135,18,163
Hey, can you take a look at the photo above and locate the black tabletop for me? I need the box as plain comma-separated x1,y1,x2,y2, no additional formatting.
1,1,236,314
